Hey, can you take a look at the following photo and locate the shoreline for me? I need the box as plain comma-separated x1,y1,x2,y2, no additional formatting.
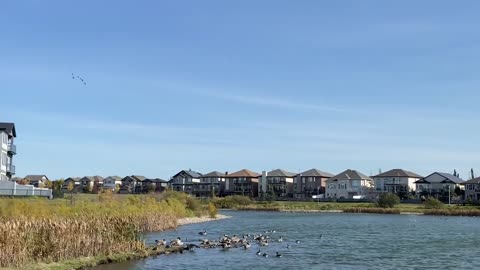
177,214,231,225
15,214,231,270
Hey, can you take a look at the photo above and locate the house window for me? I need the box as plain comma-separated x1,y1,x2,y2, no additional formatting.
1,152,6,166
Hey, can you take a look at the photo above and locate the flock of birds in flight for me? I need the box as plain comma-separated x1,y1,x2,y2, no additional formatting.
155,229,323,259
71,73,86,85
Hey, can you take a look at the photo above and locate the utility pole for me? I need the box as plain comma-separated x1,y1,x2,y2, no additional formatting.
448,185,451,206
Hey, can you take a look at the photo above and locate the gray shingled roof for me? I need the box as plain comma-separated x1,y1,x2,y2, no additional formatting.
267,169,296,177
299,169,334,178
415,172,463,184
330,169,370,180
460,177,480,185
201,171,227,177
105,176,122,181
373,169,423,178
172,170,203,178
132,175,147,181
0,122,16,137
145,178,168,183
81,176,104,182
24,175,48,181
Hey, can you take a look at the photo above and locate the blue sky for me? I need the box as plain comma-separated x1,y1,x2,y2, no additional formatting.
1,0,480,180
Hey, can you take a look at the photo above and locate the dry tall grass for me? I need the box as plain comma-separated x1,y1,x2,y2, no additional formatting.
0,192,192,268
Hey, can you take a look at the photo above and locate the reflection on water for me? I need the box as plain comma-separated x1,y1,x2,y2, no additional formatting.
95,210,480,270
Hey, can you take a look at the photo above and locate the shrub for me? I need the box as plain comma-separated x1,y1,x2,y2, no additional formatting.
208,202,217,218
212,195,252,209
424,197,444,209
376,193,400,208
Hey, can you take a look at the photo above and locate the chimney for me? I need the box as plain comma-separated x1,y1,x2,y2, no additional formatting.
225,171,228,176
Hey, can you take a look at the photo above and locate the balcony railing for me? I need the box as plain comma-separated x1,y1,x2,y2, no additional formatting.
6,164,15,175
7,143,16,154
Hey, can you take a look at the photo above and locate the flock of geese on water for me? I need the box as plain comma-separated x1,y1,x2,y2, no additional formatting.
155,229,323,258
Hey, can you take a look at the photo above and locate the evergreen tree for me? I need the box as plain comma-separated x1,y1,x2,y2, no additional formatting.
471,168,475,179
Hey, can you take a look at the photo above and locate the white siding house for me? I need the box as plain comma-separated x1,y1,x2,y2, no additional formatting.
103,176,122,190
325,169,373,199
372,169,423,194
0,123,16,181
415,172,463,196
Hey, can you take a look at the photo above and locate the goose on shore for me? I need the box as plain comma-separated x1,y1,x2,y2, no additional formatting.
243,242,251,249
155,239,167,246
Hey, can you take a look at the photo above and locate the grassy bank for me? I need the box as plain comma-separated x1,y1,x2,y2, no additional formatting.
3,246,186,270
0,191,205,269
212,196,480,216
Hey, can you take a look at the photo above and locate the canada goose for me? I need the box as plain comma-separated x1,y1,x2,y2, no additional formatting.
277,236,283,243
296,240,301,244
243,242,251,249
256,249,262,255
263,253,269,257
276,252,282,258
286,244,291,249
155,239,167,246
199,230,207,236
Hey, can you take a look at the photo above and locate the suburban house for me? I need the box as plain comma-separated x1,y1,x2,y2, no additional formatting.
119,175,147,193
461,177,480,201
142,178,168,193
0,122,16,181
325,169,373,199
415,172,463,197
294,168,334,199
24,175,49,188
62,177,82,192
225,169,260,198
372,169,423,196
80,176,104,190
169,170,202,195
265,169,296,198
103,176,122,190
198,171,228,197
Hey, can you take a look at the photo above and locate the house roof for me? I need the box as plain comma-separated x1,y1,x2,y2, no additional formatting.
105,176,122,181
131,175,147,181
373,169,423,179
81,176,104,182
299,169,334,178
145,178,168,183
460,177,480,185
267,169,296,177
24,175,49,181
201,171,227,178
329,169,370,181
65,177,81,181
415,172,463,184
172,170,203,179
0,122,16,137
225,169,260,178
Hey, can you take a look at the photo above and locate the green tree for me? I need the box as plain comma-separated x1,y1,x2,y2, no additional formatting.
471,168,475,179
377,193,400,208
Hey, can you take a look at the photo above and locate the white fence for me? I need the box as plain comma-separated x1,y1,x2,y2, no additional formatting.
0,181,52,199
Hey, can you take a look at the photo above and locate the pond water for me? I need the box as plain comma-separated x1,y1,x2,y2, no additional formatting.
95,210,480,270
